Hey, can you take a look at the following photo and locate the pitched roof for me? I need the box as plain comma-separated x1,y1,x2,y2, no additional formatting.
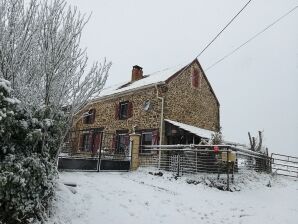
165,119,215,139
91,59,219,106
93,64,185,100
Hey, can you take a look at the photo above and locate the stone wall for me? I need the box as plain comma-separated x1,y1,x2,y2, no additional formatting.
73,60,220,152
75,86,162,134
164,61,220,132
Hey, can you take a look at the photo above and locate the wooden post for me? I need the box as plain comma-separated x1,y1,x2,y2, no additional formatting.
129,133,141,170
231,162,234,183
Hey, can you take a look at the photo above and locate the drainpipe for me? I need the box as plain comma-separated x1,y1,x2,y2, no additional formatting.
155,85,164,169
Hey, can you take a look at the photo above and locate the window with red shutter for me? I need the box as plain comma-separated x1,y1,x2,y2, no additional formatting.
80,133,91,151
140,132,153,154
118,101,131,120
115,131,129,153
191,69,199,88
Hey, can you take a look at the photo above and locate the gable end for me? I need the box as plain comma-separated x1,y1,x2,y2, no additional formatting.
165,59,219,106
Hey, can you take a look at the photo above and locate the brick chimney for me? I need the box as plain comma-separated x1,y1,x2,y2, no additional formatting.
131,65,143,82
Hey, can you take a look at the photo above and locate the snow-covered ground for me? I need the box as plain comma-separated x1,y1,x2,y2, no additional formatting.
48,168,298,224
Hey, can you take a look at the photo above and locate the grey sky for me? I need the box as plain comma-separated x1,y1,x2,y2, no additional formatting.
68,0,298,155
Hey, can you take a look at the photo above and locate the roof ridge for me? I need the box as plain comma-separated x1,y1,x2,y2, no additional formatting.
91,62,190,101
102,64,184,91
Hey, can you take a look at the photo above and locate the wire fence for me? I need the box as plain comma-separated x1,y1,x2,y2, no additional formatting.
139,145,271,190
60,130,298,182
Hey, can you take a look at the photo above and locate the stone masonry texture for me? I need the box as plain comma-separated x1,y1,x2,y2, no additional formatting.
73,60,220,148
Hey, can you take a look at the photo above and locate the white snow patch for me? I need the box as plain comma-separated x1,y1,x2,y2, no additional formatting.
44,119,54,128
47,169,298,224
4,97,21,104
0,78,12,92
165,119,215,139
94,65,185,99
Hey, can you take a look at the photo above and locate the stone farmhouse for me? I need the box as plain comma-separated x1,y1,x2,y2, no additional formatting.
71,59,220,155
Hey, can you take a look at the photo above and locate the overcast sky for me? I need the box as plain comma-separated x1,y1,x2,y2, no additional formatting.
68,0,298,155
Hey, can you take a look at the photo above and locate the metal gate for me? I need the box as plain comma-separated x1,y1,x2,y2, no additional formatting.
58,131,131,171
58,156,99,171
271,153,298,178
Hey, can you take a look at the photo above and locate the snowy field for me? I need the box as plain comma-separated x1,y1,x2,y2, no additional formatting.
48,168,298,224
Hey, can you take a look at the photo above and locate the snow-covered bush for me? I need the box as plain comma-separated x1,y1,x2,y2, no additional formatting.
210,128,223,145
0,79,57,223
0,154,57,223
1,0,111,221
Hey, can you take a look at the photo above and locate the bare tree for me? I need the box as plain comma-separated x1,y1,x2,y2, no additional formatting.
248,131,263,152
1,0,111,110
0,0,111,156
0,0,39,87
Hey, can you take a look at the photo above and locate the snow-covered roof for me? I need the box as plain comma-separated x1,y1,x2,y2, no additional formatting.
93,64,185,100
165,119,215,139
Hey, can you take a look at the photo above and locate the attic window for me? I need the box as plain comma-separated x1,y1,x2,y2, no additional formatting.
83,109,96,124
191,68,201,89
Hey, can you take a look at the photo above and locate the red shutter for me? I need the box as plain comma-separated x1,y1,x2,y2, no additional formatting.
192,68,199,88
88,131,93,152
92,132,101,154
124,134,130,147
115,103,119,120
128,102,133,118
152,130,160,145
79,134,84,151
91,109,96,123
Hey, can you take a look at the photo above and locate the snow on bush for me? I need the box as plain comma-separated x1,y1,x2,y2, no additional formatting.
0,78,58,224
0,154,57,223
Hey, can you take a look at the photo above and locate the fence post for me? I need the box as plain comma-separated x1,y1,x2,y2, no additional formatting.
227,149,230,191
158,148,161,169
177,154,180,177
196,151,198,173
129,133,141,170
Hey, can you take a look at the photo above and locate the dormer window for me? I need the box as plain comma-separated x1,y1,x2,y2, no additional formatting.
83,109,96,124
